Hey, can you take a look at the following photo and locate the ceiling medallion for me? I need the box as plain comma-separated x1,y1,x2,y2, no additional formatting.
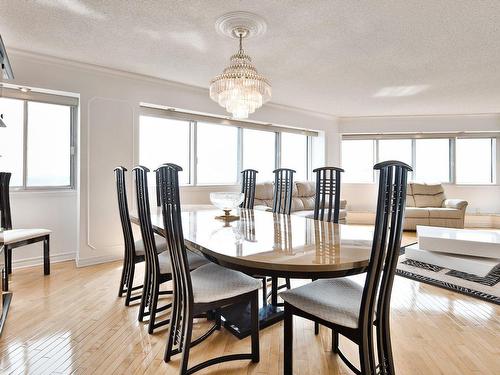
210,12,271,119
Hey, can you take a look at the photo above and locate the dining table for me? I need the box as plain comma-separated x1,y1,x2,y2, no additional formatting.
130,206,415,339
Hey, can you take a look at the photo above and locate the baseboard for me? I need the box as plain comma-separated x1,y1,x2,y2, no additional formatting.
76,254,122,268
12,251,76,270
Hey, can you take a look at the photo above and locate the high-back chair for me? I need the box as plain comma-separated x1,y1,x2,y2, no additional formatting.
240,169,258,209
114,166,166,307
313,167,344,223
155,164,260,375
280,160,412,375
272,168,295,215
0,172,51,287
132,166,207,334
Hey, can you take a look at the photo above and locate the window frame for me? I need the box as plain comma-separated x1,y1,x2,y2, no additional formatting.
0,95,77,191
138,111,315,187
341,134,498,185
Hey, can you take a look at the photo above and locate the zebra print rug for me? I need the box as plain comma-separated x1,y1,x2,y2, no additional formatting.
396,249,500,305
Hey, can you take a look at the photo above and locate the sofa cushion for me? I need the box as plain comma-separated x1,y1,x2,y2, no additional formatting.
295,181,316,197
404,207,430,218
410,182,445,208
255,182,274,201
428,208,464,219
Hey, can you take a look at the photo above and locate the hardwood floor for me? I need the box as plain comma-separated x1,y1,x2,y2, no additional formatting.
1,254,499,374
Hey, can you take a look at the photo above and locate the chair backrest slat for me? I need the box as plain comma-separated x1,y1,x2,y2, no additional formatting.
133,166,161,277
0,172,13,230
240,169,258,209
114,167,136,260
313,167,344,223
272,168,295,215
357,161,411,330
156,164,193,350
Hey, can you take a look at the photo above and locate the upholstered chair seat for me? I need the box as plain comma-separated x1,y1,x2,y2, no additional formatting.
1,228,52,244
134,234,167,255
280,278,365,329
191,263,261,303
158,250,208,275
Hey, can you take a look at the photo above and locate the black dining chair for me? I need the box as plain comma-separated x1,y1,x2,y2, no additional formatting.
132,166,207,334
312,166,344,334
114,166,169,306
313,166,344,223
266,168,296,305
149,164,260,374
272,168,295,215
280,160,412,375
240,169,258,209
0,172,51,287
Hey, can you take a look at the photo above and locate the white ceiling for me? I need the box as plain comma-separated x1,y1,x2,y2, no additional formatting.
1,0,500,117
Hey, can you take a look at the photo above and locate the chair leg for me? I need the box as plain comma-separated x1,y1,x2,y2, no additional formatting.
215,308,222,330
118,254,128,298
368,325,376,373
359,331,372,375
138,264,150,322
285,277,291,289
4,247,9,277
124,261,135,306
164,292,179,363
7,247,12,274
378,318,395,375
332,330,339,353
43,236,50,275
284,305,293,375
251,291,260,363
180,311,194,375
314,322,319,335
271,277,278,306
148,280,160,334
261,277,267,306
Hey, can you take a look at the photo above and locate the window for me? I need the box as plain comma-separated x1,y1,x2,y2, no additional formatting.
342,134,497,184
27,102,72,186
341,140,375,183
456,138,494,184
415,139,450,182
139,110,316,186
196,122,238,185
242,128,275,182
0,98,24,186
378,139,412,166
0,96,75,189
281,133,308,181
139,116,191,184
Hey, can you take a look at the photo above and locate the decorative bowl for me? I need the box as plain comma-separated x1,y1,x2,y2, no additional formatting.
210,192,244,221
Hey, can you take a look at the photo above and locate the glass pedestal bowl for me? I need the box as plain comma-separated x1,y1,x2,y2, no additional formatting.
210,192,244,222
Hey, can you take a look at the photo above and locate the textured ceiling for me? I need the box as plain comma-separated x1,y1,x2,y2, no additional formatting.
1,0,500,116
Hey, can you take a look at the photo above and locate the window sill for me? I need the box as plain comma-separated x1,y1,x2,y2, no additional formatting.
10,189,77,197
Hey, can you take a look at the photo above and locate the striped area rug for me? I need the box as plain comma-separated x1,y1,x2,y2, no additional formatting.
396,249,500,305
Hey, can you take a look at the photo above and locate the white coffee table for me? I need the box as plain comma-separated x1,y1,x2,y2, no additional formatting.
405,226,500,277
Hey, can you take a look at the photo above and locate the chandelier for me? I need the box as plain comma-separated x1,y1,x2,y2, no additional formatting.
210,25,271,119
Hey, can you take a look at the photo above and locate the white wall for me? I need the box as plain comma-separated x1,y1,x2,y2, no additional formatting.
8,50,338,267
10,191,77,268
337,114,500,220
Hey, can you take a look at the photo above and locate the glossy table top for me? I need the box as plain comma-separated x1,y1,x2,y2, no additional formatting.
131,206,395,276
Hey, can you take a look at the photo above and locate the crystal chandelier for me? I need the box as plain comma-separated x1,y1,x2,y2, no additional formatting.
210,27,271,119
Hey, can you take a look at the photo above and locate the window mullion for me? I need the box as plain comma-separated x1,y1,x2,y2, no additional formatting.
237,128,243,182
22,100,28,189
191,121,197,186
275,132,281,170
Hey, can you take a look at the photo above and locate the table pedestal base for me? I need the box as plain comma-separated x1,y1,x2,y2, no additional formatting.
221,301,284,339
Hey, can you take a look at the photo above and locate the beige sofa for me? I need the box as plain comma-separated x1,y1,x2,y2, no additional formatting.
254,181,347,223
404,182,468,231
